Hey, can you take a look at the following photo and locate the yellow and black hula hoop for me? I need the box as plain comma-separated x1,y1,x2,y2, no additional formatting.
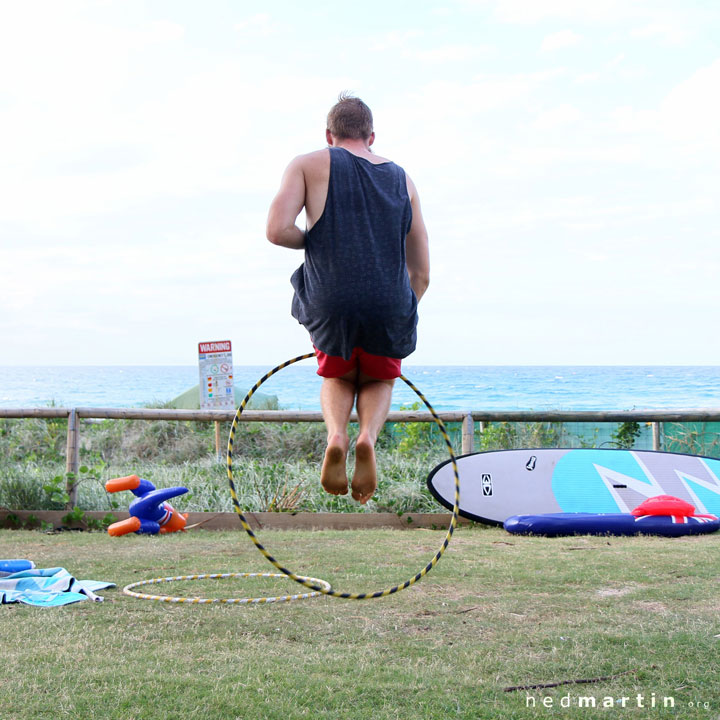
227,353,461,600
122,571,332,604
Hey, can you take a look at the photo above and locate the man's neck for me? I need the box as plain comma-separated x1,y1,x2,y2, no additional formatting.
332,138,372,155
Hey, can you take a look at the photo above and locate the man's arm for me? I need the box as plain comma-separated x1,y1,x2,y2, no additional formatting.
405,175,430,301
266,157,307,249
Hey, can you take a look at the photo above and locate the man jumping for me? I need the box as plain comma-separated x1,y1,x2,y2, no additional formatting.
266,93,430,504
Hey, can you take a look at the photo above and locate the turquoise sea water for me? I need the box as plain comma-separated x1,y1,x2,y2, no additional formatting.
1,365,718,411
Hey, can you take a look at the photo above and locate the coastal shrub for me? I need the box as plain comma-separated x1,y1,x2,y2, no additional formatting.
133,420,202,461
234,422,327,462
392,402,433,453
663,422,720,459
81,419,125,461
476,421,565,450
0,417,66,463
609,421,642,449
387,403,462,458
85,419,213,464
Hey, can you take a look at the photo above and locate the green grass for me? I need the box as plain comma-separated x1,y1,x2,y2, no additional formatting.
2,527,719,719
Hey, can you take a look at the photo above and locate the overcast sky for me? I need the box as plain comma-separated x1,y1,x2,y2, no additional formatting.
1,0,718,366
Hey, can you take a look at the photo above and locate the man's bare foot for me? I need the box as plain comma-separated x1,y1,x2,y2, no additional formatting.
321,437,348,495
351,437,377,504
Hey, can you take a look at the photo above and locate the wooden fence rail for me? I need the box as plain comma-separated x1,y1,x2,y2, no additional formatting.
2,407,720,509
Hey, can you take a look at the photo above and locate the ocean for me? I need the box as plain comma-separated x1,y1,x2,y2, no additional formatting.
1,364,719,412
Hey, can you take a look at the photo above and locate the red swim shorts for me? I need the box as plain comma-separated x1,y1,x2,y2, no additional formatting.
314,346,402,380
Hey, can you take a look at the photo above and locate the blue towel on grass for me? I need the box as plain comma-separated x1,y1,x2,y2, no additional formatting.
0,567,115,607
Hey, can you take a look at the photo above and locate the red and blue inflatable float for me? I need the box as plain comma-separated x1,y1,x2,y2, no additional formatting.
504,495,720,537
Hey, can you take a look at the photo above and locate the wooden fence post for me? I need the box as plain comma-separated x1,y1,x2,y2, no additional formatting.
65,408,80,508
462,413,474,455
652,422,661,451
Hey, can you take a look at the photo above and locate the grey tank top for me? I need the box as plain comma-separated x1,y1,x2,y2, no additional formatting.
290,147,417,360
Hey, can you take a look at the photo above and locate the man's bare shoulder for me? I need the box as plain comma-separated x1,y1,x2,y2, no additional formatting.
286,149,330,189
405,171,419,203
290,148,330,171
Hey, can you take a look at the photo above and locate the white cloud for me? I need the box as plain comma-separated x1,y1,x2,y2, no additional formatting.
0,13,347,232
660,58,720,150
574,53,628,84
540,29,582,52
370,30,424,53
606,105,658,134
533,104,583,130
603,57,720,155
410,44,493,63
235,13,273,35
631,21,689,45
369,30,492,63
476,0,638,24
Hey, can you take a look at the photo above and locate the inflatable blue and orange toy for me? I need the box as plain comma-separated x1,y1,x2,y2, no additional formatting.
105,475,189,537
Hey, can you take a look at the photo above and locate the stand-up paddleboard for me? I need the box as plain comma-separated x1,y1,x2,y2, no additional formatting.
427,448,720,525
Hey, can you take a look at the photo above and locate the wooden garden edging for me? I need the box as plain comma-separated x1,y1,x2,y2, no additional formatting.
0,510,470,532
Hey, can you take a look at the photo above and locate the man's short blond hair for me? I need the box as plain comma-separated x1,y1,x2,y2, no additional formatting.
326,92,374,141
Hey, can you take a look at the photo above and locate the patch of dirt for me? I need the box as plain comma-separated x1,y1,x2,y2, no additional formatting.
596,586,635,598
632,600,669,614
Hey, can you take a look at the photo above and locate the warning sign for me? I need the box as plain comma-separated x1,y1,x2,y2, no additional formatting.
198,340,234,410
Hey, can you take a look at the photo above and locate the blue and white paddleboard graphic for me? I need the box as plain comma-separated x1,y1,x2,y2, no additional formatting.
427,448,720,525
